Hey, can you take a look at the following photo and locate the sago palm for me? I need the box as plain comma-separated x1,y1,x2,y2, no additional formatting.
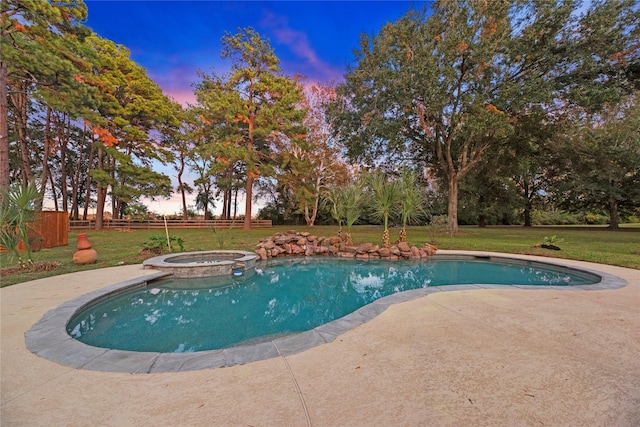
398,168,427,243
342,181,366,246
367,171,399,247
0,181,40,268
324,185,346,240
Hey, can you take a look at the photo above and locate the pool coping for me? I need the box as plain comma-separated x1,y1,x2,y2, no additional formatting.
25,253,628,374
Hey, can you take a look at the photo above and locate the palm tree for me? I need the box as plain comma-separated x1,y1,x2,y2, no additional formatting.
0,181,40,268
367,171,399,247
398,168,427,242
342,181,366,245
325,185,345,240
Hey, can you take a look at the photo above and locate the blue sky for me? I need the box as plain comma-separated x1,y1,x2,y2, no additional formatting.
85,1,426,105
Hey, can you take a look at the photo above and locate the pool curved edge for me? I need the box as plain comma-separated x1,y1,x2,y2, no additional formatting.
25,252,628,374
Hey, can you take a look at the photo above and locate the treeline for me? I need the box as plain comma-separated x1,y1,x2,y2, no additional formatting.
1,0,638,234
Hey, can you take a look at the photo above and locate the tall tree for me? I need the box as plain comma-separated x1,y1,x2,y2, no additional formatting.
195,28,305,229
330,0,628,233
554,96,640,229
1,0,89,194
84,34,176,228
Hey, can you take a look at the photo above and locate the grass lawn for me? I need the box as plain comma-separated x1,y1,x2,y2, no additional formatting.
1,224,638,288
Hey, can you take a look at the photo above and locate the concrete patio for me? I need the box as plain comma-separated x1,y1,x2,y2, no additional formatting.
2,252,639,426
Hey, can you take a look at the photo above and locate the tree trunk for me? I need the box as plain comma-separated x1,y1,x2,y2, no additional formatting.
447,175,459,234
96,185,106,230
523,202,532,227
39,106,53,211
305,175,322,227
0,60,9,194
48,172,59,211
177,154,188,220
95,148,105,230
244,175,253,229
59,114,69,213
523,180,533,227
82,140,95,221
12,83,34,184
111,159,118,219
244,116,254,230
71,121,86,220
221,187,228,220
608,183,619,230
233,187,238,220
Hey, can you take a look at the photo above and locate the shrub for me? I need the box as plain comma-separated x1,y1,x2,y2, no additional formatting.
142,235,185,254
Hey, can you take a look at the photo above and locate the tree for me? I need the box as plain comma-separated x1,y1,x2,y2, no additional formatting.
0,180,39,267
397,168,427,241
366,170,399,247
195,28,306,229
83,34,176,228
158,101,194,221
1,0,90,195
271,84,351,226
554,97,640,229
330,0,625,233
341,180,366,245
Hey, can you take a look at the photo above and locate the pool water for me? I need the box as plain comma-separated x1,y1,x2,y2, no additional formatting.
67,257,599,353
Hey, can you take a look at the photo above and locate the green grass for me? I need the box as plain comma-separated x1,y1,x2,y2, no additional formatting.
1,225,638,288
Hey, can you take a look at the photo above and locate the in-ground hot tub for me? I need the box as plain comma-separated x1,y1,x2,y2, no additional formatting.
143,250,257,278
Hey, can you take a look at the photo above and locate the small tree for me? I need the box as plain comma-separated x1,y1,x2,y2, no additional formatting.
325,185,345,239
325,180,366,246
342,181,366,246
367,171,399,247
398,168,427,242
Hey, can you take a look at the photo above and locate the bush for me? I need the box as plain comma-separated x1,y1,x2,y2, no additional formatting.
142,235,185,254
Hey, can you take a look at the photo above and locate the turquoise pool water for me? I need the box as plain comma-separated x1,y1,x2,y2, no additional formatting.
67,257,599,353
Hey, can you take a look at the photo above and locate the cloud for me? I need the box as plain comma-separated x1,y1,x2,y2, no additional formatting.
260,11,344,83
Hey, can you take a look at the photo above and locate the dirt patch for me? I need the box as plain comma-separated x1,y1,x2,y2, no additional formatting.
0,261,61,277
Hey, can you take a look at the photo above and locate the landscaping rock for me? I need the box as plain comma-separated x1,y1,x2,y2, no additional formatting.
254,230,437,261
378,247,391,257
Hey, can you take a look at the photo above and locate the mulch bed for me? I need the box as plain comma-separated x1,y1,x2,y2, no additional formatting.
1,261,61,277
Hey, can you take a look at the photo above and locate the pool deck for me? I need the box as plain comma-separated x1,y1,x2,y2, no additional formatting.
2,251,639,426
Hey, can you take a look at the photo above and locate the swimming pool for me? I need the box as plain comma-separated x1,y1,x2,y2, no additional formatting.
66,256,600,353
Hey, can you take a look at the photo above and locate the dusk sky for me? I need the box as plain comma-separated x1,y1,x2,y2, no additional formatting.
85,1,427,106
82,0,428,215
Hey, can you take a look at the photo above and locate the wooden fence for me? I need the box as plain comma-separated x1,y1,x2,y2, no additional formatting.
1,211,68,253
34,211,69,249
68,219,272,231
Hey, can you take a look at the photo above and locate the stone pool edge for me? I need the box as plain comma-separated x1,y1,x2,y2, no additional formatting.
25,252,628,374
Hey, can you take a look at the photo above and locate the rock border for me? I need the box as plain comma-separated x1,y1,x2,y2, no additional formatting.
255,230,437,261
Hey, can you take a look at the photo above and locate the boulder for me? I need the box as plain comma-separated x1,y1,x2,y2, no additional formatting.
367,244,380,253
255,248,267,260
378,247,391,257
263,240,275,250
397,241,411,252
356,243,373,254
411,246,421,258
